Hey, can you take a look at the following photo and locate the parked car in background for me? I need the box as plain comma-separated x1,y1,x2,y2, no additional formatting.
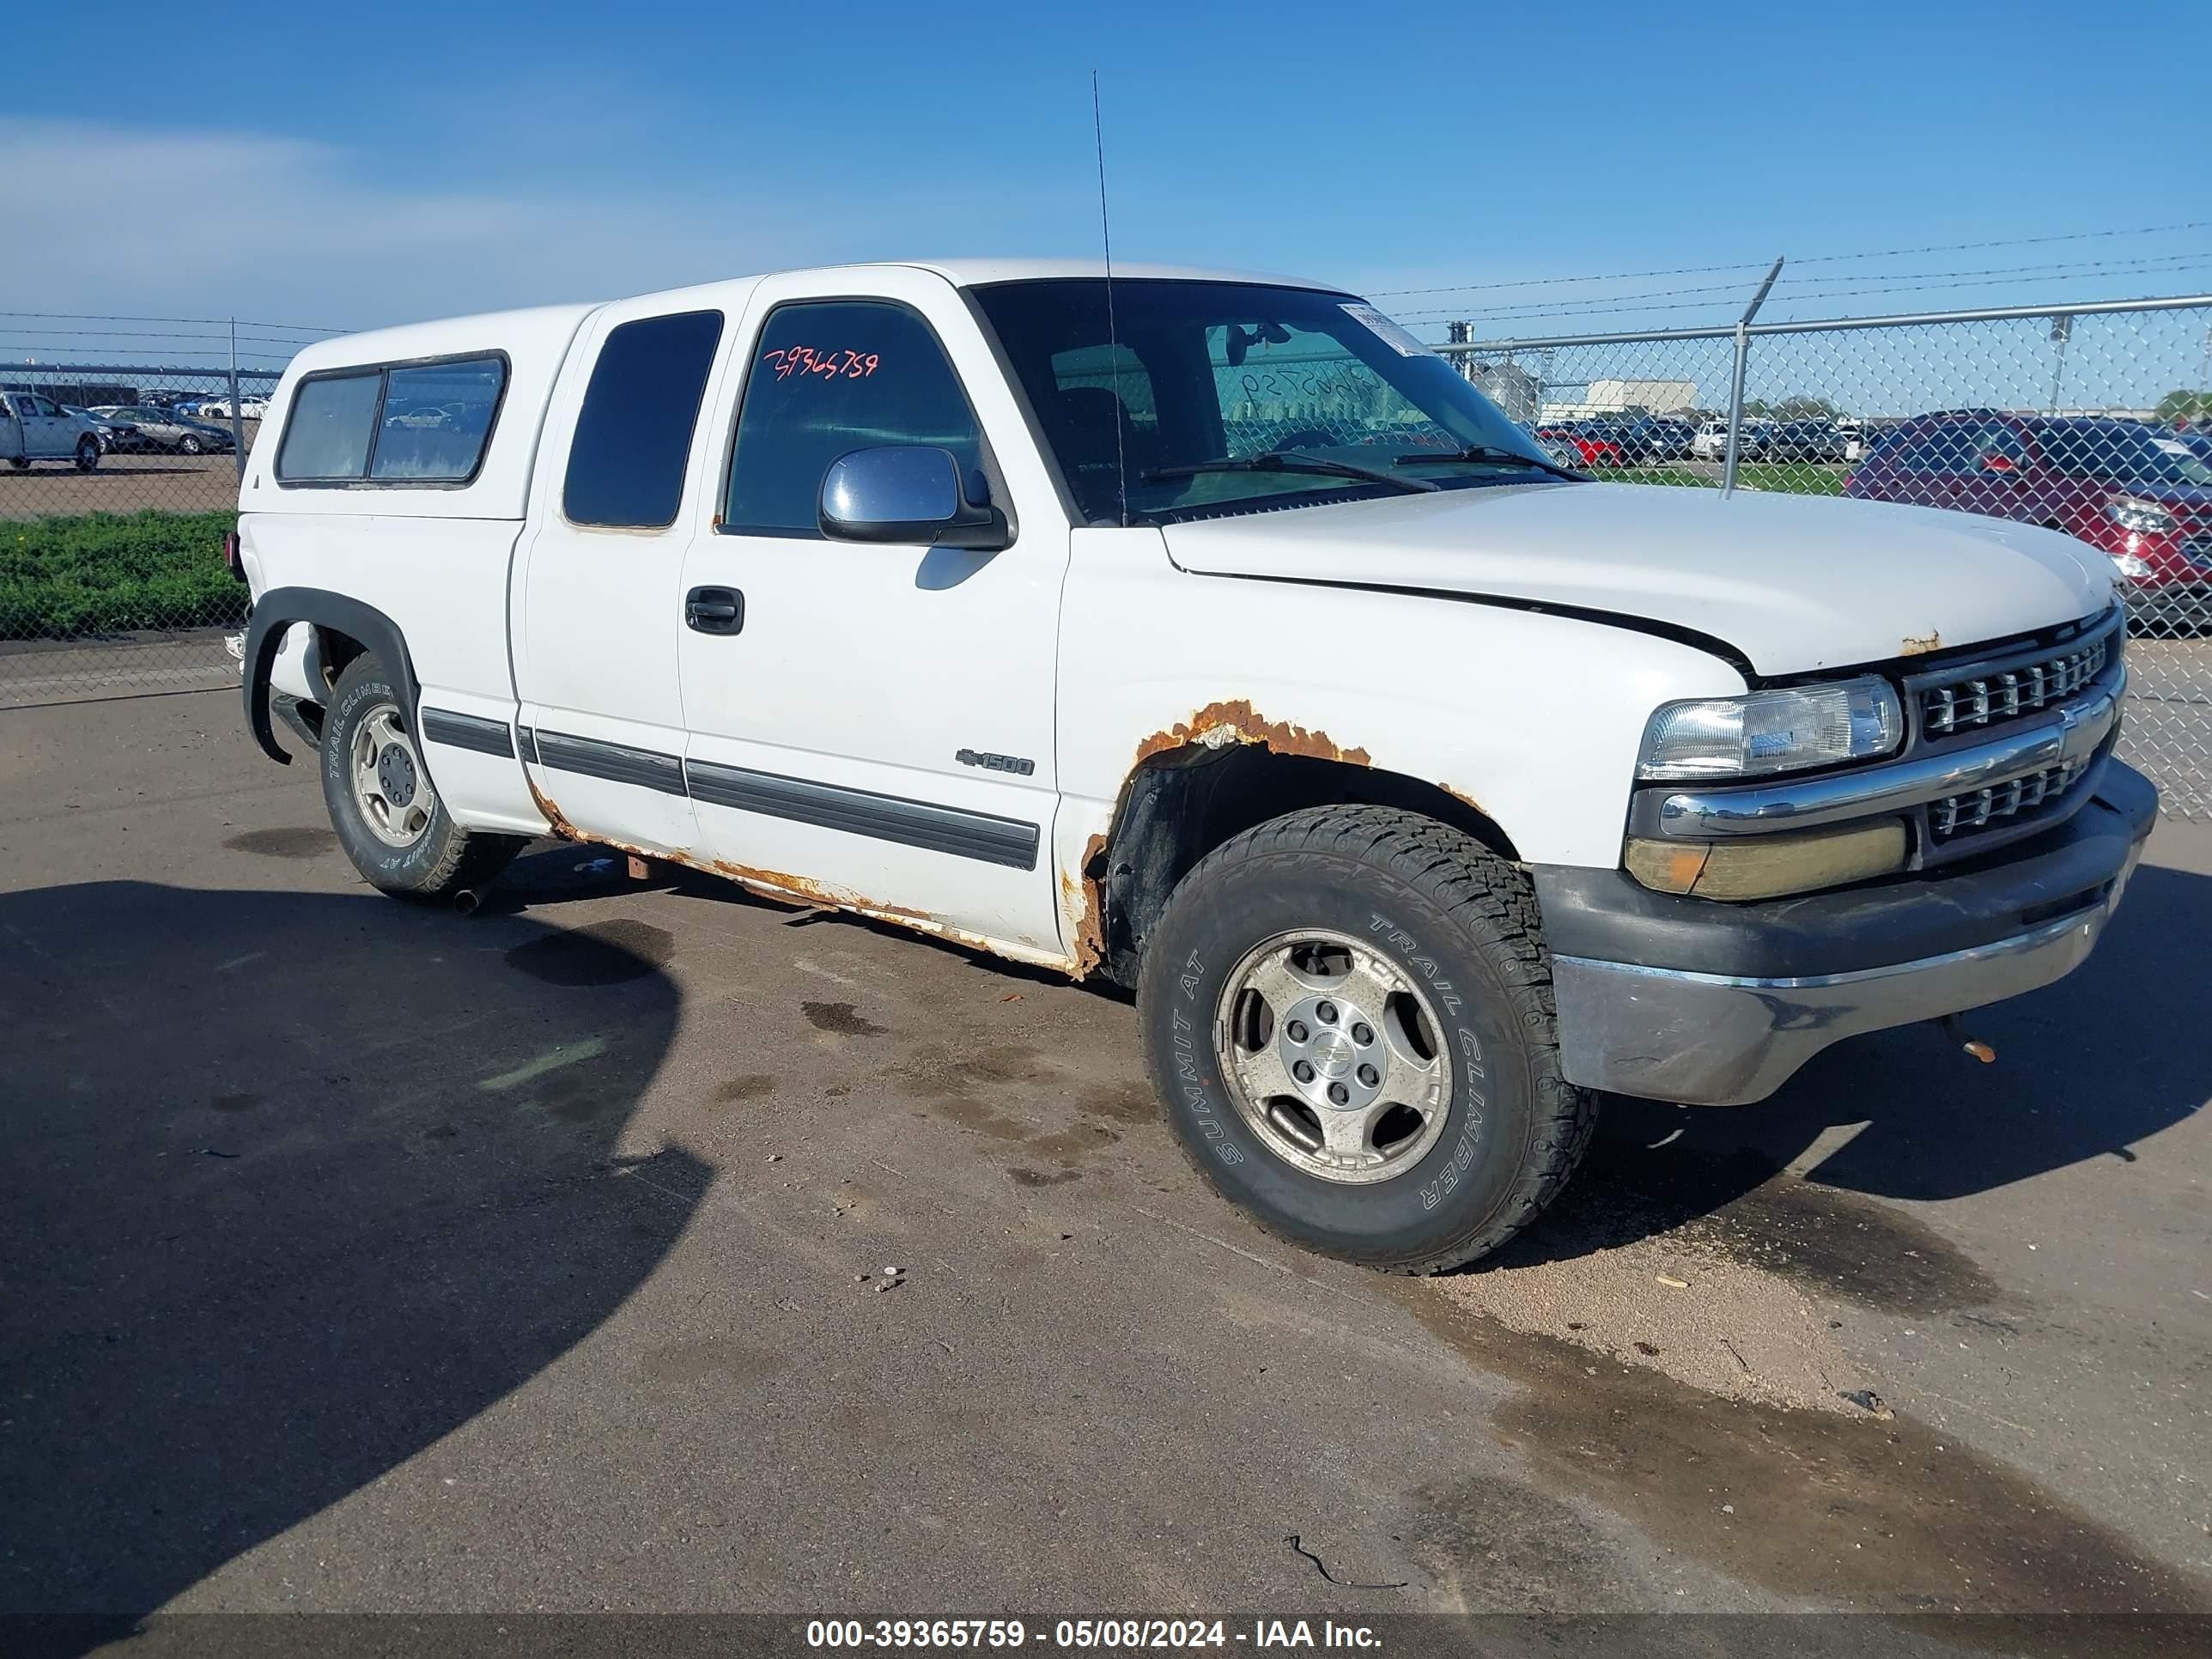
1574,416,1658,463
1527,424,1585,471
240,396,270,421
2,392,104,470
1538,423,1624,468
1845,411,2211,632
88,404,237,455
1690,419,1769,461
64,405,140,454
1766,420,1847,463
1644,417,1696,461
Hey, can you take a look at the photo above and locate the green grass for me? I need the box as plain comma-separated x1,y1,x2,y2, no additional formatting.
1,510,243,637
1601,462,1847,496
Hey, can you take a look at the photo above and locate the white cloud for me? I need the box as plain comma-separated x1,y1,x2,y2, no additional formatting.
0,118,989,339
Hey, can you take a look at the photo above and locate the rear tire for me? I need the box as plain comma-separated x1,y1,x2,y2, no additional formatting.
1137,805,1596,1273
320,653,525,902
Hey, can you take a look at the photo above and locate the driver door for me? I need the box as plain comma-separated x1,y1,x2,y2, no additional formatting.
673,270,1071,957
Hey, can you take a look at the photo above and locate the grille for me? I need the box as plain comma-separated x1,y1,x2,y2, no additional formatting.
1919,629,2112,738
2185,532,2212,571
1929,758,2090,841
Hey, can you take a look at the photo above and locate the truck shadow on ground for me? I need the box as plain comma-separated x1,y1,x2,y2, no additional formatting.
0,880,701,1650
1498,861,2212,1289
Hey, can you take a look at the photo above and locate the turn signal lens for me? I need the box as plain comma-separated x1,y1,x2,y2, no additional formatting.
1626,818,1909,902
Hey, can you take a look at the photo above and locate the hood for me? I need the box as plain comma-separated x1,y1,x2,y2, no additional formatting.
1162,482,2115,676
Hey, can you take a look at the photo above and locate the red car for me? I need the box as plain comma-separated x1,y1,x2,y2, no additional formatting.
1844,411,2212,631
1535,424,1623,468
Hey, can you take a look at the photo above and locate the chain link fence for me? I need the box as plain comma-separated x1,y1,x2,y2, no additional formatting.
1,312,345,706
1446,295,2212,819
5,298,2209,819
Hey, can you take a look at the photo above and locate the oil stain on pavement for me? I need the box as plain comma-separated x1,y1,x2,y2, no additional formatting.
801,1000,890,1036
223,827,337,860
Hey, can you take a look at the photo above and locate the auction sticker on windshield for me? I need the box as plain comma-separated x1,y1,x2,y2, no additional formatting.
1340,303,1432,358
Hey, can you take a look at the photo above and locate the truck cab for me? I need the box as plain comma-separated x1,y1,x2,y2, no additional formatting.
236,260,2156,1272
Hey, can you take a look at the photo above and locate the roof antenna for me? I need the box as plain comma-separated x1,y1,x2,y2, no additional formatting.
1091,69,1128,527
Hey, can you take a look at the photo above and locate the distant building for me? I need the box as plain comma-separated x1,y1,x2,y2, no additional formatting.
1589,378,1698,416
1466,360,1540,425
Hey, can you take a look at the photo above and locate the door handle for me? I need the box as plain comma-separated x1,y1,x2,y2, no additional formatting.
685,586,744,635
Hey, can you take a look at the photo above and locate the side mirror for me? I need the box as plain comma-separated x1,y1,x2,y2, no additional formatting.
818,445,1011,552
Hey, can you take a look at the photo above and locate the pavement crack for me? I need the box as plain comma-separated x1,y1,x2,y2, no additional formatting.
1285,1534,1407,1590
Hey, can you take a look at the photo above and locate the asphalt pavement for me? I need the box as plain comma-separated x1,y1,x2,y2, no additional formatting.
2,690,2208,1650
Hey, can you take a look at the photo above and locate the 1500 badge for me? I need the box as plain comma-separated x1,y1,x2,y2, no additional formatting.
957,749,1036,776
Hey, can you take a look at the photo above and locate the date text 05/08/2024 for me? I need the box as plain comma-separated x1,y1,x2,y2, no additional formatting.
805,1620,1382,1650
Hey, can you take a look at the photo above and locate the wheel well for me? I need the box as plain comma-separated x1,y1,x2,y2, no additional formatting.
312,626,368,692
1083,745,1519,988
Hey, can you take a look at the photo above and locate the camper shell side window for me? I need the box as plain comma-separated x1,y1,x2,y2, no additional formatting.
276,351,511,489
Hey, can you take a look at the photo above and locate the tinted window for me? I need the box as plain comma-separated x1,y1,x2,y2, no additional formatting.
564,310,724,529
724,301,986,536
278,373,381,479
371,358,505,480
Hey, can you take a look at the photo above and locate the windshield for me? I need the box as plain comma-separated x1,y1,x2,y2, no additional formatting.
969,279,1560,524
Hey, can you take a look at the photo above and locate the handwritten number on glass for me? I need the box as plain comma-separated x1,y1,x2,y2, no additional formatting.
763,347,882,383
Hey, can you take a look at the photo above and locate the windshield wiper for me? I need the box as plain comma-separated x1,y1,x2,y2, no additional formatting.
1141,449,1438,493
1393,444,1583,481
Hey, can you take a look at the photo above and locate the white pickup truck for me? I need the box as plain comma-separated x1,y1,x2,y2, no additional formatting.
236,260,2155,1271
3,391,105,470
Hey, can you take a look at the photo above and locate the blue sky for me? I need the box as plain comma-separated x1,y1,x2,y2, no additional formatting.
5,0,2208,367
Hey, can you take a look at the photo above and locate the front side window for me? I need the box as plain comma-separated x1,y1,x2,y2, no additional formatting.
970,279,1554,525
723,301,987,536
563,310,724,529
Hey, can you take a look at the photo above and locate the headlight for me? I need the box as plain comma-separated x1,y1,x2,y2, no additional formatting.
1637,678,1902,781
2112,552,2154,580
2106,496,2177,535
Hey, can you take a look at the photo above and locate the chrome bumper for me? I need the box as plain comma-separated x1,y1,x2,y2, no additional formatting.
1549,835,2146,1108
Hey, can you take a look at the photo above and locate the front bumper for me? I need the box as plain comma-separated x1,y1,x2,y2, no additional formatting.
1540,761,2158,1105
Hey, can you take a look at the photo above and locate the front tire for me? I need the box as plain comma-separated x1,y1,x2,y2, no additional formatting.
179,434,203,455
75,436,100,471
320,653,524,901
1138,806,1595,1273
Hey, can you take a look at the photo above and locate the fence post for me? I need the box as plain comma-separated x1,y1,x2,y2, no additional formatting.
1721,256,1784,496
228,319,246,483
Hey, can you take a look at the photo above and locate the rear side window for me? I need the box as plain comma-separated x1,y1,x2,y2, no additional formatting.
563,310,724,529
723,301,986,536
276,354,506,484
371,359,506,480
278,373,382,480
